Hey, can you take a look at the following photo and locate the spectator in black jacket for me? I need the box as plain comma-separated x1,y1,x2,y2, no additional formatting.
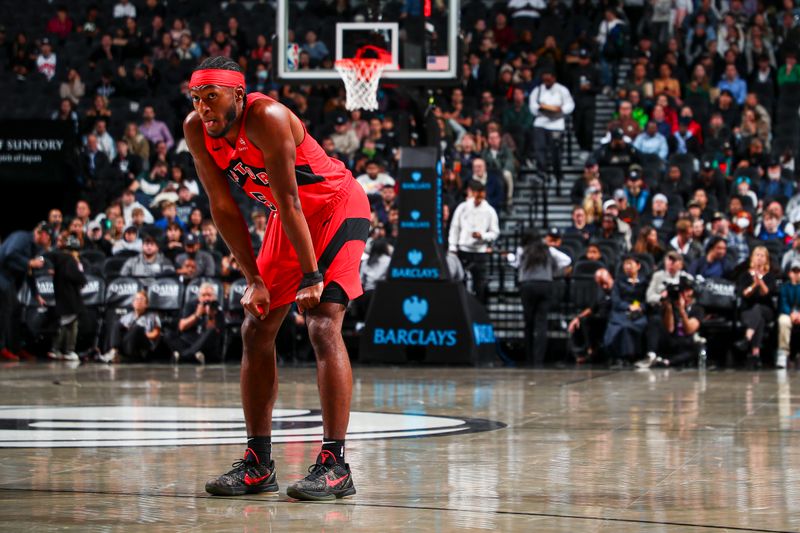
594,128,640,170
658,164,690,205
564,205,596,244
85,221,112,257
703,112,732,158
668,116,703,157
693,159,728,209
111,139,143,191
80,133,112,212
46,233,87,362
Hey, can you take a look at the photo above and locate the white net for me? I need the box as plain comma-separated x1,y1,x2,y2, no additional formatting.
335,58,387,111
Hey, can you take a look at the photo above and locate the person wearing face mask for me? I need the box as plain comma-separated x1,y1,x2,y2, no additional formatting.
727,195,754,235
250,62,270,93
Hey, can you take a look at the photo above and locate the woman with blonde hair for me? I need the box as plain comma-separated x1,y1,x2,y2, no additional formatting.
735,246,778,367
123,122,150,168
582,182,604,225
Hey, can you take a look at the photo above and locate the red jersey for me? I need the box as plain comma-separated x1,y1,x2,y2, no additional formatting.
203,92,352,216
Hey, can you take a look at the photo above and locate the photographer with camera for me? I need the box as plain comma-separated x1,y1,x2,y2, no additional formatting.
644,250,694,362
171,282,222,364
636,277,704,368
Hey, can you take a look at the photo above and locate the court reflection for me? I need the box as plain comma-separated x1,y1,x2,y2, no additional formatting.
1,366,799,531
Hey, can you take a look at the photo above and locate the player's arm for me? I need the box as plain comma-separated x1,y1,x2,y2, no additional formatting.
183,112,269,318
246,102,322,313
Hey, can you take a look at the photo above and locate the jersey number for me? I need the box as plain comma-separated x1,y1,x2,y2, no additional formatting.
250,191,277,211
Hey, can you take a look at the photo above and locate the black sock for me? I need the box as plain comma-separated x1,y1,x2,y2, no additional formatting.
321,437,345,464
247,436,271,464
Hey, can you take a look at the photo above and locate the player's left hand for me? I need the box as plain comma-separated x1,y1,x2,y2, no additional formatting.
296,282,323,314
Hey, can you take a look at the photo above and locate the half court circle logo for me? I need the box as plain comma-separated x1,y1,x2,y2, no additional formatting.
0,406,504,448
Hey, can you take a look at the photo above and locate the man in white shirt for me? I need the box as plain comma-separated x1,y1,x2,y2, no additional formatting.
36,39,57,81
113,0,137,19
121,188,154,225
448,180,500,304
330,115,359,159
633,121,669,161
529,68,574,195
356,160,395,197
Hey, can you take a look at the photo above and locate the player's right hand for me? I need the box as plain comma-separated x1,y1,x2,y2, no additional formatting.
242,278,270,320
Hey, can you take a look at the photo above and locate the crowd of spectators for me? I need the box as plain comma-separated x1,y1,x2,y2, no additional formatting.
530,0,800,369
1,0,800,367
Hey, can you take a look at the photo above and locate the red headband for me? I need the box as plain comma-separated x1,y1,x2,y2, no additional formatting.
189,69,245,88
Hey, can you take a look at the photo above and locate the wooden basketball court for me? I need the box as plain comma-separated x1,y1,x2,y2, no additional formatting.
0,364,796,532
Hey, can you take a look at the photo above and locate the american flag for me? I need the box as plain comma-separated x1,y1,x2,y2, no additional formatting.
426,56,449,71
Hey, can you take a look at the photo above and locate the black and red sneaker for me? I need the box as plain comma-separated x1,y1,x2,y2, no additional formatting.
205,448,278,496
286,450,356,501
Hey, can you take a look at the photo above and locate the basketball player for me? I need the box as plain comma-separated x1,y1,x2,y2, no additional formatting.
184,57,369,501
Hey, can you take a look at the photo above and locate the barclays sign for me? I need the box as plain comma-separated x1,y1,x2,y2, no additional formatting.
402,295,428,323
400,170,433,191
400,209,431,229
472,323,496,345
390,249,440,279
372,295,458,347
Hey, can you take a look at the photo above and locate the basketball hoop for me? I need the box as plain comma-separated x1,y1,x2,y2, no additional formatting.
335,46,390,111
335,59,387,111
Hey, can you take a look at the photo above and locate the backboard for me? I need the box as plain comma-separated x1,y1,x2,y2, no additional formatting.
275,0,460,84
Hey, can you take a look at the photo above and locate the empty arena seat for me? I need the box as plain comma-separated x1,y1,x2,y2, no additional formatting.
103,257,130,280
17,276,57,342
146,277,184,331
572,260,605,277
105,277,143,310
77,275,106,352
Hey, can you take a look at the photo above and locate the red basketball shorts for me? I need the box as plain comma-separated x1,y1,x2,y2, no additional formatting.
256,179,371,310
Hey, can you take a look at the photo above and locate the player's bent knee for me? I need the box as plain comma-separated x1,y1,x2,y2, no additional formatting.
241,315,280,345
307,316,341,352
